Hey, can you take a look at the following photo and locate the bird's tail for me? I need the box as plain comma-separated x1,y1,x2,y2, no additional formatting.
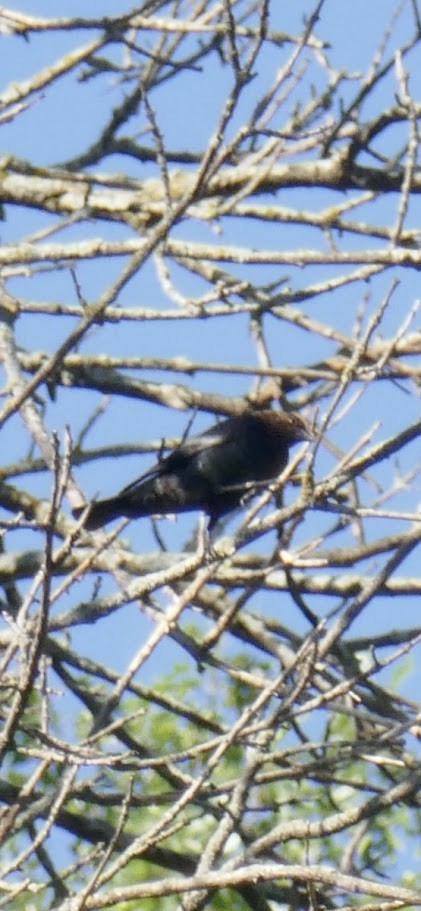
73,496,128,530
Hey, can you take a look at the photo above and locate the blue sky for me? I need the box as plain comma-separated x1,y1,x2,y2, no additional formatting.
0,2,420,884
1,0,420,667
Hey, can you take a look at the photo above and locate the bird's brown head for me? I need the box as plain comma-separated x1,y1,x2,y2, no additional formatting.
284,411,313,443
257,409,313,444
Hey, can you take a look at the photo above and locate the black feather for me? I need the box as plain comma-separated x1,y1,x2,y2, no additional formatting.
73,410,311,530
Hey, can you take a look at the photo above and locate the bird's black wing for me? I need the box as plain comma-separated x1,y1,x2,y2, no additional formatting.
116,421,235,498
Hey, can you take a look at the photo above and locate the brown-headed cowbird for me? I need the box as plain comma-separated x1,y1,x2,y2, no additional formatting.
73,409,311,531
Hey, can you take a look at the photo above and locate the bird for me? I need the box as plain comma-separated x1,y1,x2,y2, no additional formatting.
73,409,312,531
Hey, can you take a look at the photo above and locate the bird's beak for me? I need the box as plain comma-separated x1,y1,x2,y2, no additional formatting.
296,420,313,442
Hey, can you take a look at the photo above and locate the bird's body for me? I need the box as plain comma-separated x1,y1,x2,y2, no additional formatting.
74,410,311,530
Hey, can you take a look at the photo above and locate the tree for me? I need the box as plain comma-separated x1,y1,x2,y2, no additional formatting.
0,2,420,909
